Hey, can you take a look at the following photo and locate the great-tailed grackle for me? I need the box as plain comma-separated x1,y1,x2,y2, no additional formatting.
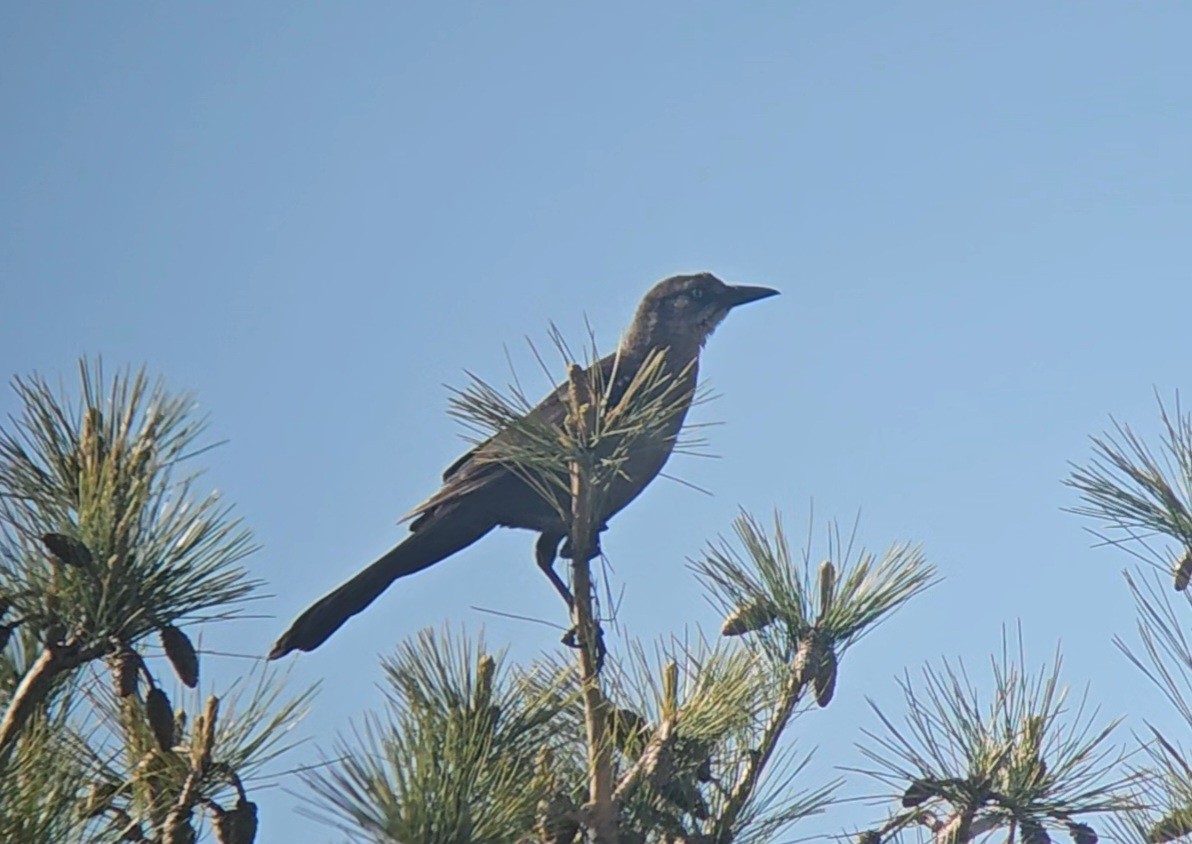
268,273,778,659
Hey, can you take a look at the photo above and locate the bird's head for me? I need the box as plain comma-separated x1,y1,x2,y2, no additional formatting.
623,272,779,355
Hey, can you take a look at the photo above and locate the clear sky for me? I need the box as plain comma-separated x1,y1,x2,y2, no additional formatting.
2,3,1190,841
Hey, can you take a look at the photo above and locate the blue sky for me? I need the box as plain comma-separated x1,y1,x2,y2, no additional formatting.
3,3,1191,841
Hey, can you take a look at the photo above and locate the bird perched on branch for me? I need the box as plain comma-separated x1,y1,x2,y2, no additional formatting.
268,273,778,659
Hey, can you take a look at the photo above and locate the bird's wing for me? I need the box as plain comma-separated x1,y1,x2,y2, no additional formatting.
400,352,624,529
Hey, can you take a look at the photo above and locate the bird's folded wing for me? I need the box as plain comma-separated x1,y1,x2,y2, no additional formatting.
399,352,625,528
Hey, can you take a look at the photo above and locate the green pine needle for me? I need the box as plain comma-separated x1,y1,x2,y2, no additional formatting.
301,627,572,843
0,359,259,651
445,340,709,523
1066,394,1192,574
694,510,938,663
853,630,1134,844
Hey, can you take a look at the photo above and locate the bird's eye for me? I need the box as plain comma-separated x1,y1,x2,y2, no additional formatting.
689,288,704,300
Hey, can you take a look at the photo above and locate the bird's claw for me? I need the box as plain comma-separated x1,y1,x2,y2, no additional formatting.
559,526,606,560
562,621,607,672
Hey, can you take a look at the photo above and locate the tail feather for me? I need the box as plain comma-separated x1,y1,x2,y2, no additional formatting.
268,515,494,659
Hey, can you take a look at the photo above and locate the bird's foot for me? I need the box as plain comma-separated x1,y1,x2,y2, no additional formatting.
561,621,606,673
559,525,606,560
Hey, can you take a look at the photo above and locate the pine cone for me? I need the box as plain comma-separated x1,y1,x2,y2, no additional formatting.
160,625,199,688
1020,819,1051,844
535,792,579,844
213,798,259,844
111,645,141,698
42,533,94,568
145,687,175,751
721,600,778,636
1175,551,1192,592
812,641,838,707
818,559,836,621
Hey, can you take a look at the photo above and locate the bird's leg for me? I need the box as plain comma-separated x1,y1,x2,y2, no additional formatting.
544,529,608,671
559,523,607,560
561,621,607,672
535,532,572,608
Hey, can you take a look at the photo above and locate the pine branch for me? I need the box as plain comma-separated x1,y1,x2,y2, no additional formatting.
694,511,936,842
715,663,808,842
1066,394,1192,588
0,637,102,763
853,631,1134,844
565,363,617,844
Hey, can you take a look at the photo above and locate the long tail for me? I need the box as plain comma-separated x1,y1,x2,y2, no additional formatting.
268,514,495,659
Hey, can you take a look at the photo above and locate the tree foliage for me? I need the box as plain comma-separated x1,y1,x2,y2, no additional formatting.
0,360,309,844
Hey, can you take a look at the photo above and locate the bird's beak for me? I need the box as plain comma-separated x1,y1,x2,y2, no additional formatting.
724,284,780,308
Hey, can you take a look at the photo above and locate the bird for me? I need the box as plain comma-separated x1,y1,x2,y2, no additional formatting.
268,273,778,659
